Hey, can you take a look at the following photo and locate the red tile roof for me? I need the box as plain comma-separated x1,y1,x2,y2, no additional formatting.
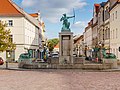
0,0,41,28
54,43,59,48
0,0,23,16
94,4,100,14
29,13,38,17
94,4,100,7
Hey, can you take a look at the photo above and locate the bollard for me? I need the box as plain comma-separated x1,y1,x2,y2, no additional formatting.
6,61,8,69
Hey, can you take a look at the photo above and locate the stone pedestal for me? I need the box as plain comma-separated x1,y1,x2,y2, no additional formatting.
103,59,118,69
59,31,73,65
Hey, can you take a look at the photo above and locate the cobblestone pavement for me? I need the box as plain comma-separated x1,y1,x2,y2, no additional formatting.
0,69,120,90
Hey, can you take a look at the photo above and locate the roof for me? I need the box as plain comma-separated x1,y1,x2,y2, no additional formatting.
29,13,39,17
100,2,106,7
94,4,100,13
0,0,41,28
0,0,23,16
73,34,83,41
74,35,83,44
94,4,100,7
110,0,120,11
54,43,59,48
85,19,93,30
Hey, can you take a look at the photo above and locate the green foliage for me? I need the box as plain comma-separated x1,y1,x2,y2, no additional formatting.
47,38,59,52
0,22,16,52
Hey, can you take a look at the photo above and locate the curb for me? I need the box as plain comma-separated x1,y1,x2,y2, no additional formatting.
1,67,120,72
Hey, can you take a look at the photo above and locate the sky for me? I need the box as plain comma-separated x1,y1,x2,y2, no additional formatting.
13,0,107,39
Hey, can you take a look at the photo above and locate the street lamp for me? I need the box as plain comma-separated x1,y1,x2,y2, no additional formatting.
98,42,104,63
77,44,80,57
82,42,87,57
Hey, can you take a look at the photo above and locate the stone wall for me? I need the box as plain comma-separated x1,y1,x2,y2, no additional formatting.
18,57,115,69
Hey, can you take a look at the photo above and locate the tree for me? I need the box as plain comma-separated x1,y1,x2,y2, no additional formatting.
0,22,16,52
47,38,59,52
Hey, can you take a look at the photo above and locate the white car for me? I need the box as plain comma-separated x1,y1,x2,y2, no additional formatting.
52,53,59,57
73,54,77,57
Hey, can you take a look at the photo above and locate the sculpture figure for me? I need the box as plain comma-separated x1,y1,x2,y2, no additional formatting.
60,13,75,31
102,49,116,59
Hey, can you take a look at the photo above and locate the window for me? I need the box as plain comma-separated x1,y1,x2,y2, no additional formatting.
8,20,13,26
113,13,114,21
110,48,112,53
105,6,109,20
107,29,108,39
113,49,115,54
106,28,109,39
108,28,110,39
103,29,104,40
113,30,114,39
110,14,112,22
116,48,118,58
105,27,108,39
115,11,117,19
111,31,112,39
116,28,118,38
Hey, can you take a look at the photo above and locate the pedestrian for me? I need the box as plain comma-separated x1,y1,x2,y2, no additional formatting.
43,54,47,62
96,57,98,62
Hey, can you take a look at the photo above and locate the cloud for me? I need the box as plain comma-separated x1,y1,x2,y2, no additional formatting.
21,0,87,23
72,21,88,29
21,0,36,7
71,21,88,35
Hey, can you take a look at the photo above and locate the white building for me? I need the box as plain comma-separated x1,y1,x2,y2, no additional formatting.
98,2,106,45
84,19,93,57
53,43,59,53
92,4,99,48
110,0,120,59
0,0,43,61
104,1,110,52
73,35,84,56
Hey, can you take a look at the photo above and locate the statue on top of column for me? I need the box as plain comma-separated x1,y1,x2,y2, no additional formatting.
60,13,75,31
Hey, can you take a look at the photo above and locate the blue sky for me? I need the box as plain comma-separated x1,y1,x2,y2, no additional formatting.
13,0,107,39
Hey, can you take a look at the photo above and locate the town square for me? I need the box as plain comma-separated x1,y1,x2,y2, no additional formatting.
1,0,120,90
0,69,120,90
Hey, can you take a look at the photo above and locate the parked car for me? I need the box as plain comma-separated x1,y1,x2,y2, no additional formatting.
73,54,77,57
51,53,59,58
0,57,4,65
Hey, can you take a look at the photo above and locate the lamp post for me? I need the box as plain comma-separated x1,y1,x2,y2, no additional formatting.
82,42,86,64
82,42,87,57
77,44,80,57
98,42,104,63
42,40,45,47
99,43,102,61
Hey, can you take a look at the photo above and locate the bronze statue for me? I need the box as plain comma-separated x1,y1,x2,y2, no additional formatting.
60,13,75,31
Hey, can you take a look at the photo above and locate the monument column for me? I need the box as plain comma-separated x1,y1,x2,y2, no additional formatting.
59,13,75,65
59,31,73,65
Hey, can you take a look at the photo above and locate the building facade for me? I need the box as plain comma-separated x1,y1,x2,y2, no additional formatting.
104,1,110,52
84,20,93,57
0,0,43,61
92,4,99,48
80,0,120,60
98,2,106,46
73,35,84,56
110,0,120,59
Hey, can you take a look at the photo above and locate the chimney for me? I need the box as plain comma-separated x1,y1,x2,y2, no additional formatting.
38,10,41,21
